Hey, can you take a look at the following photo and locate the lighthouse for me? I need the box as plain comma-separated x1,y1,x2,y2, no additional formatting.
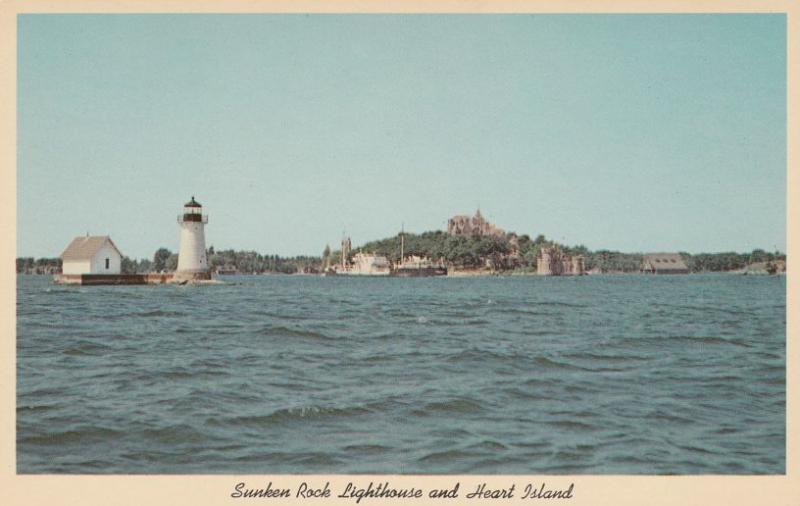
176,196,211,280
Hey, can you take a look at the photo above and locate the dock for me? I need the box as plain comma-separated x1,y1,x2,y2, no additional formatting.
53,273,177,285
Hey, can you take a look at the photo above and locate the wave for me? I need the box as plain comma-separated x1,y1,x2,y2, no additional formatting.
161,368,224,381
258,324,335,341
426,317,491,326
446,348,523,363
506,387,554,401
617,335,752,348
495,307,553,318
445,349,588,373
20,426,124,445
530,301,587,309
532,356,584,371
417,449,477,464
466,440,509,451
561,351,647,363
644,408,695,425
411,398,483,417
341,443,393,454
62,341,113,356
16,404,56,414
660,303,757,318
138,423,208,444
132,310,186,318
542,419,595,431
206,404,372,429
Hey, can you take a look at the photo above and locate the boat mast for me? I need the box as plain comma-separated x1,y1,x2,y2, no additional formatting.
400,222,404,264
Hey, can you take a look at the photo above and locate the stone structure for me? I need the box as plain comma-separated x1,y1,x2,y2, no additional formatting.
341,237,352,269
447,209,505,237
537,246,585,276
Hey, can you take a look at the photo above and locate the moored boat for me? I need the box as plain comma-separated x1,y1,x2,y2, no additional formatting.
390,230,447,277
330,251,391,276
391,255,447,277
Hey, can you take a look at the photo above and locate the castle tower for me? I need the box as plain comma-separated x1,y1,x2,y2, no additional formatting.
572,256,585,276
537,247,553,276
176,196,210,279
341,237,352,269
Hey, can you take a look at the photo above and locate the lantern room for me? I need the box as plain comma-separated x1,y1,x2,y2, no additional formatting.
179,196,208,224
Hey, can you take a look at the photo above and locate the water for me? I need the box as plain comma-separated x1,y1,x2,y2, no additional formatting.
16,274,785,474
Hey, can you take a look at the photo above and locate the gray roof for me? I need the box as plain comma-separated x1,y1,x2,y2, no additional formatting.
643,253,688,270
60,236,122,261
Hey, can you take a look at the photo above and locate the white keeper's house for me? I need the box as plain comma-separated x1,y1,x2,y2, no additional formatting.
60,235,123,275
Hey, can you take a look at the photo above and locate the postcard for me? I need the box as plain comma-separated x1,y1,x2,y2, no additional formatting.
2,1,797,505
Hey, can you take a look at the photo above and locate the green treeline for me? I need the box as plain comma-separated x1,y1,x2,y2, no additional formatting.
16,247,319,275
16,257,61,274
350,232,608,271
338,232,785,273
16,239,785,275
682,249,784,273
125,246,321,274
355,231,545,269
205,247,320,274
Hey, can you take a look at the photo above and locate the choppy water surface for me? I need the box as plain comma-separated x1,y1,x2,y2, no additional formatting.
17,274,785,474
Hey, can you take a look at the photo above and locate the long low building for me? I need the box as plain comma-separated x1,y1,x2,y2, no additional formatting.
641,253,690,274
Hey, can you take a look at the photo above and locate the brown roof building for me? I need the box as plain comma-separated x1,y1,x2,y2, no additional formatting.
641,253,690,274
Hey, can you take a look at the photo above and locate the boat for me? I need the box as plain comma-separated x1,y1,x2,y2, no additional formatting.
389,228,447,277
215,266,238,275
392,255,448,277
329,251,391,276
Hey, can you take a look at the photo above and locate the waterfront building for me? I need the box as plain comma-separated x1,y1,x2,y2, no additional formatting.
59,235,122,275
176,196,211,280
350,252,391,275
641,253,690,274
447,209,505,237
327,237,390,275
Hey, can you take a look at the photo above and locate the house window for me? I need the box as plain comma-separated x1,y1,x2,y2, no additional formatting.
105,258,110,269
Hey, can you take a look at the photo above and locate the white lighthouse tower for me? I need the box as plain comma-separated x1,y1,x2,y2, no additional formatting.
176,196,210,280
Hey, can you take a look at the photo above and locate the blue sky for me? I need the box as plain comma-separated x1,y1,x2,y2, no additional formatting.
17,14,786,259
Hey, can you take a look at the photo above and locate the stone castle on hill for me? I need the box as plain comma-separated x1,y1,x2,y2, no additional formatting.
446,209,582,275
447,209,505,237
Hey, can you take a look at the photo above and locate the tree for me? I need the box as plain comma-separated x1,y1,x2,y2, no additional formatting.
165,254,179,271
137,258,153,273
322,244,331,269
121,256,137,274
153,248,172,272
16,257,34,274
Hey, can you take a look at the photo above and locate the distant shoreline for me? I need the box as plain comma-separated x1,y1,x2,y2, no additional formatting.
16,269,786,278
